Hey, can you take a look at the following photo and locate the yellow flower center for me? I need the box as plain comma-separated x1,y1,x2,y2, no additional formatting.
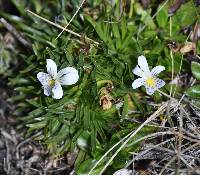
48,79,55,87
146,77,156,87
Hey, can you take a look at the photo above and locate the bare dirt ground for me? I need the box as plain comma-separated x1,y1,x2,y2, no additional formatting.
0,80,70,175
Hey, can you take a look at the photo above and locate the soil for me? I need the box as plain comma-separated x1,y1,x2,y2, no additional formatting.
0,80,70,175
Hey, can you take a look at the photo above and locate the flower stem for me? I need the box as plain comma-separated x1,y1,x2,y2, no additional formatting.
156,89,172,99
169,16,174,97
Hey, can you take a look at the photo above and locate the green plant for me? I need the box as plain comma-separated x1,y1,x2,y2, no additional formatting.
1,0,200,174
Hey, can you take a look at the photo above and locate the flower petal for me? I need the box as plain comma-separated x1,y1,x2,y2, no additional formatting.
43,85,52,96
145,85,156,95
132,66,144,77
37,72,51,86
113,169,132,175
156,78,165,89
151,66,165,76
46,59,57,78
138,55,150,73
52,82,63,99
132,78,144,89
57,67,79,85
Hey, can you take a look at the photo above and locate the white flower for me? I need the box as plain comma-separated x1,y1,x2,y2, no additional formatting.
37,59,79,99
132,55,165,95
113,169,133,175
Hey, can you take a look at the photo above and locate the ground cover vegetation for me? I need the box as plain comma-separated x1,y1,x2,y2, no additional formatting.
0,0,200,174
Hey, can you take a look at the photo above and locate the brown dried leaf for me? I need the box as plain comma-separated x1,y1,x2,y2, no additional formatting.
168,41,196,55
180,42,196,54
190,23,200,42
168,41,181,53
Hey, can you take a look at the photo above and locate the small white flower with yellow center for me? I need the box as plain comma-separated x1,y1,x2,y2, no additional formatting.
132,55,165,95
37,59,79,99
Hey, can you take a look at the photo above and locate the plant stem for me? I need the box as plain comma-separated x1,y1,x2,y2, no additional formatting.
157,89,173,99
169,16,174,97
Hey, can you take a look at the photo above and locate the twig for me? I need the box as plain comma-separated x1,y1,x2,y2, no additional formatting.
3,137,11,174
176,115,183,174
159,156,176,175
179,156,194,170
159,138,200,174
1,130,17,144
126,137,175,168
16,131,42,159
30,167,43,175
48,166,67,173
180,105,199,135
156,89,173,99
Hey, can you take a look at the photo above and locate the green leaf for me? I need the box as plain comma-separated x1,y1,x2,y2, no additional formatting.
134,3,156,30
191,61,200,80
156,5,168,28
122,94,129,117
112,23,120,38
121,18,127,40
173,1,197,27
64,49,74,65
26,99,41,107
84,15,107,43
77,131,90,151
26,120,47,129
45,125,70,144
186,85,200,98
74,150,86,168
76,158,103,175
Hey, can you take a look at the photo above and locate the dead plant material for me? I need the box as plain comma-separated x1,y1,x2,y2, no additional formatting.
0,18,32,50
180,42,196,55
99,85,115,110
168,41,196,55
168,0,186,16
190,23,200,42
194,0,200,6
0,85,70,175
100,94,114,110
129,97,200,174
141,0,150,9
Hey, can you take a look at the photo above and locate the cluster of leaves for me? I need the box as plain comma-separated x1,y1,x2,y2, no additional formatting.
1,0,200,174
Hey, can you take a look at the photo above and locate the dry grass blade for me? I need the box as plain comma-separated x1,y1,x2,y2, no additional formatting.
55,0,86,40
89,101,174,174
129,98,200,174
98,100,181,174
